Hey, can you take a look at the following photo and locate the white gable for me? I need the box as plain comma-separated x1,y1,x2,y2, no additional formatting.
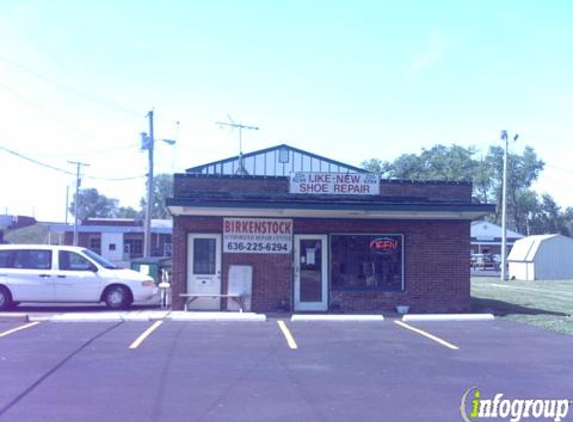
186,144,368,177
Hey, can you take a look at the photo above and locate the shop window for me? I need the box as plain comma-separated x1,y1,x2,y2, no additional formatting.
331,234,404,291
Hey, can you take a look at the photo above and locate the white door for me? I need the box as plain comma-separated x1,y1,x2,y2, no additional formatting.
187,234,222,310
54,250,104,302
294,235,328,311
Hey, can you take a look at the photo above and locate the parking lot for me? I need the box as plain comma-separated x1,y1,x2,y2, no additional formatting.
0,315,572,422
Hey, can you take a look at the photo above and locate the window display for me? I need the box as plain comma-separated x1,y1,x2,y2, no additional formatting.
331,234,404,291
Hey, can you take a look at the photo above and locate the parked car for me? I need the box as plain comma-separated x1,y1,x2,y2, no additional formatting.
474,253,499,270
0,245,158,311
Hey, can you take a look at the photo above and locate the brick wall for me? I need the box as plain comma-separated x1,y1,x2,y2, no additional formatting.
172,215,470,313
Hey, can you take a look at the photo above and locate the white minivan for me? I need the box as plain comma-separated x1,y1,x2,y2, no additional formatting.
0,245,158,311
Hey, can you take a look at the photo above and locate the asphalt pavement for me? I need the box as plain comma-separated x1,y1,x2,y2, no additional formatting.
0,318,572,422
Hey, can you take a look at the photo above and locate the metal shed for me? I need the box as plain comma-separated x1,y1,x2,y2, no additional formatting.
508,234,573,280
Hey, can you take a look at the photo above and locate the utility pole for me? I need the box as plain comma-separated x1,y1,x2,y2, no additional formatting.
141,111,176,259
216,116,259,175
500,130,518,281
68,161,90,246
144,110,154,258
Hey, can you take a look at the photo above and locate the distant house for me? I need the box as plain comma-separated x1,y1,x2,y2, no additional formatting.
49,218,172,266
508,234,573,280
471,220,524,255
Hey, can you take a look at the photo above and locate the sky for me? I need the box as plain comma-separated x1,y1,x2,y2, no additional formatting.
1,0,572,222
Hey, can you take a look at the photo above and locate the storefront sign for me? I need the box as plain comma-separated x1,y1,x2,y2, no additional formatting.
370,237,400,254
223,218,293,254
289,172,379,195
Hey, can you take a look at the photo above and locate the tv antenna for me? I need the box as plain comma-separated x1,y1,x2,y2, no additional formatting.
216,115,259,175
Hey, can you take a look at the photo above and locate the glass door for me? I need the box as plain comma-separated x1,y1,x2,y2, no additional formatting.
294,235,328,311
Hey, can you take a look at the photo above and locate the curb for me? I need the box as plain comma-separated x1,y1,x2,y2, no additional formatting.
291,314,385,322
49,311,173,322
0,313,29,322
402,314,495,322
168,312,266,322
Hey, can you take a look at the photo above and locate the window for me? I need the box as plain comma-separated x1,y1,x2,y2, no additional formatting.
331,234,403,291
13,250,52,270
59,251,95,271
0,251,13,268
124,239,143,258
193,238,216,274
109,243,116,251
89,237,101,255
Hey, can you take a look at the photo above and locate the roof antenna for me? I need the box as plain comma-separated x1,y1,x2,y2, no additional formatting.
215,115,259,175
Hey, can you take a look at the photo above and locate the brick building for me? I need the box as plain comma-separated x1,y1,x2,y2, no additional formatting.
167,145,494,313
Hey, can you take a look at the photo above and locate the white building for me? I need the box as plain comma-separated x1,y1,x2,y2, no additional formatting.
508,234,573,280
471,220,524,255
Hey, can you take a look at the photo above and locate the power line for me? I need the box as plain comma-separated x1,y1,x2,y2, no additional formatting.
0,144,145,181
0,55,143,117
0,145,75,176
26,143,139,158
0,81,103,141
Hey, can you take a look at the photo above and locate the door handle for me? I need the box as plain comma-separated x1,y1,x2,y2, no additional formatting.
57,275,67,279
39,274,51,279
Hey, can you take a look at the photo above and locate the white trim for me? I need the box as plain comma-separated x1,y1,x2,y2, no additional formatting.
294,235,328,311
168,206,487,220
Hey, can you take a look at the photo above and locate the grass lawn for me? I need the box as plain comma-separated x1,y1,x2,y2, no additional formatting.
471,277,573,335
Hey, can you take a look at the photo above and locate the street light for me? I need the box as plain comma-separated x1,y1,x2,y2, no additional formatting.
500,130,518,281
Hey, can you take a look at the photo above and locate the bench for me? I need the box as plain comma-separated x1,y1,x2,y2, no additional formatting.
179,293,249,312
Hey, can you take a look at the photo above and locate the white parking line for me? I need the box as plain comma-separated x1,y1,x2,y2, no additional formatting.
277,320,298,350
129,321,164,350
0,322,40,338
394,320,459,350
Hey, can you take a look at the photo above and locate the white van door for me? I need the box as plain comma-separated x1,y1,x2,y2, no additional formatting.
6,249,55,302
186,234,222,310
54,250,104,302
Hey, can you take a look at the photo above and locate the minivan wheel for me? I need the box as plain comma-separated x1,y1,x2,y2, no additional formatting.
104,286,132,310
0,286,13,311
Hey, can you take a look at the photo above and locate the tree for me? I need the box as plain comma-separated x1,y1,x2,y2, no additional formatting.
115,206,141,219
140,173,173,219
69,188,119,221
362,143,554,234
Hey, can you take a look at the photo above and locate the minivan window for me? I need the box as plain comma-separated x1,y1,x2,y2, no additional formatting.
0,250,13,268
82,249,119,269
13,250,52,270
59,251,95,271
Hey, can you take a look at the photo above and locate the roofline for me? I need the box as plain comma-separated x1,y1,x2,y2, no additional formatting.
167,198,495,214
174,172,473,186
185,143,370,174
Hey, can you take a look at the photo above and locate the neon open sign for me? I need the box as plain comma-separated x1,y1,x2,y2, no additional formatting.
370,237,399,254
